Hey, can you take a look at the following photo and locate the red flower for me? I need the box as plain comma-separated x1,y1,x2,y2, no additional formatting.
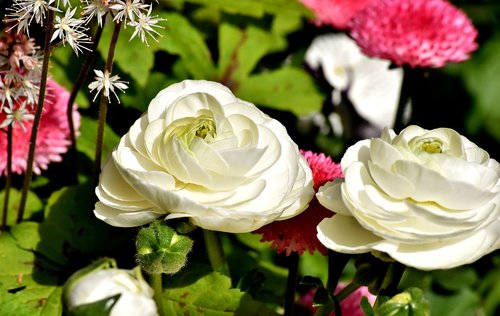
300,0,373,29
0,79,80,174
348,0,478,68
254,150,342,256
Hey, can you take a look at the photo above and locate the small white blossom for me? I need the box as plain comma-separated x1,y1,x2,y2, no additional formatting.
127,6,165,46
0,103,35,132
0,80,18,110
110,0,149,24
5,0,57,34
88,69,129,103
52,8,92,56
82,0,110,27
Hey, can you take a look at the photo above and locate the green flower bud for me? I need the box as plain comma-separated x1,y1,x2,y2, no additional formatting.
135,220,193,275
376,287,430,316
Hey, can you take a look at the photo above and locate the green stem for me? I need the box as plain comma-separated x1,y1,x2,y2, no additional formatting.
92,22,121,189
150,273,166,316
393,66,413,133
66,24,104,184
17,9,54,223
1,125,13,230
335,281,361,302
203,229,228,274
284,252,300,316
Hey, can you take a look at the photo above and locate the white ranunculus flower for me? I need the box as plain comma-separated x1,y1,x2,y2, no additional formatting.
305,33,403,130
94,80,314,233
317,125,500,270
67,268,158,316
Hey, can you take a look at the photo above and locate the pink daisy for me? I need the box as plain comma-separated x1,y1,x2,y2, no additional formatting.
299,283,376,316
254,150,343,256
300,0,373,29
348,0,478,68
0,79,80,175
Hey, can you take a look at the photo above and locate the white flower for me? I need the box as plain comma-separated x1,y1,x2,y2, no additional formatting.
88,69,129,103
0,103,35,132
305,33,403,130
94,80,314,233
316,125,500,270
127,6,165,46
5,0,57,34
52,8,91,56
110,0,149,24
66,268,158,316
81,0,109,26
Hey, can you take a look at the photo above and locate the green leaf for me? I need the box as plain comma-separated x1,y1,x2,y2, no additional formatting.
163,271,279,315
0,222,62,316
157,12,216,80
98,23,158,87
432,267,478,292
271,12,304,37
461,35,500,141
76,116,120,164
425,288,479,316
235,67,324,116
184,0,312,18
0,188,43,227
217,24,284,82
50,45,90,109
68,294,120,316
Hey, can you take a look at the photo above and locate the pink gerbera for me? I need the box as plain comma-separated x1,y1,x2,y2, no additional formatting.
348,0,478,68
254,150,342,256
0,79,80,174
300,0,373,29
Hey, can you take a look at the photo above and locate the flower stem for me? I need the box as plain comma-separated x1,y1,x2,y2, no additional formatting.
92,22,121,189
203,229,228,274
150,273,166,316
66,24,104,184
393,65,414,132
335,280,360,302
284,252,300,316
1,125,13,231
17,9,54,223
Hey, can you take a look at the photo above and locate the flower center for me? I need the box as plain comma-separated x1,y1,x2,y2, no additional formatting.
194,119,216,139
421,140,443,153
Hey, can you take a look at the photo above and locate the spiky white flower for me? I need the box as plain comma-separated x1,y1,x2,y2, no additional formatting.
88,69,129,103
127,6,165,46
51,7,92,56
5,0,57,34
0,103,35,132
110,0,149,24
81,0,110,27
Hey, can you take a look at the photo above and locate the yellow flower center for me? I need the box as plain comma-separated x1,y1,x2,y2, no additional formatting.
421,140,443,153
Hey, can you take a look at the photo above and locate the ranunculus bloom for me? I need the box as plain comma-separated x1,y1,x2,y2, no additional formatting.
255,150,343,256
66,268,158,316
305,33,403,130
348,0,478,68
94,80,314,233
317,125,500,270
0,79,80,174
300,0,373,29
299,283,376,316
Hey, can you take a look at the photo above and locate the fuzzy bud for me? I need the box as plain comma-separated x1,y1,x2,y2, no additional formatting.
376,287,430,316
135,221,193,275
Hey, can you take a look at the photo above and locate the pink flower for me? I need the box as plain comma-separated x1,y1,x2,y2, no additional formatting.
348,0,478,68
300,0,373,29
299,283,376,316
254,150,342,256
0,79,80,174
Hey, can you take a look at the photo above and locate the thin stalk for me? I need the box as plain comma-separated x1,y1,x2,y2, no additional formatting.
66,24,105,184
335,281,360,302
393,66,413,133
150,273,166,316
284,252,300,316
17,9,54,223
92,22,121,189
203,229,228,274
1,125,13,230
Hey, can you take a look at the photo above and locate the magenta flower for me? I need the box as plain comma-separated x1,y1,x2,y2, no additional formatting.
254,150,342,256
348,0,478,68
299,283,376,316
0,79,80,175
300,0,373,29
